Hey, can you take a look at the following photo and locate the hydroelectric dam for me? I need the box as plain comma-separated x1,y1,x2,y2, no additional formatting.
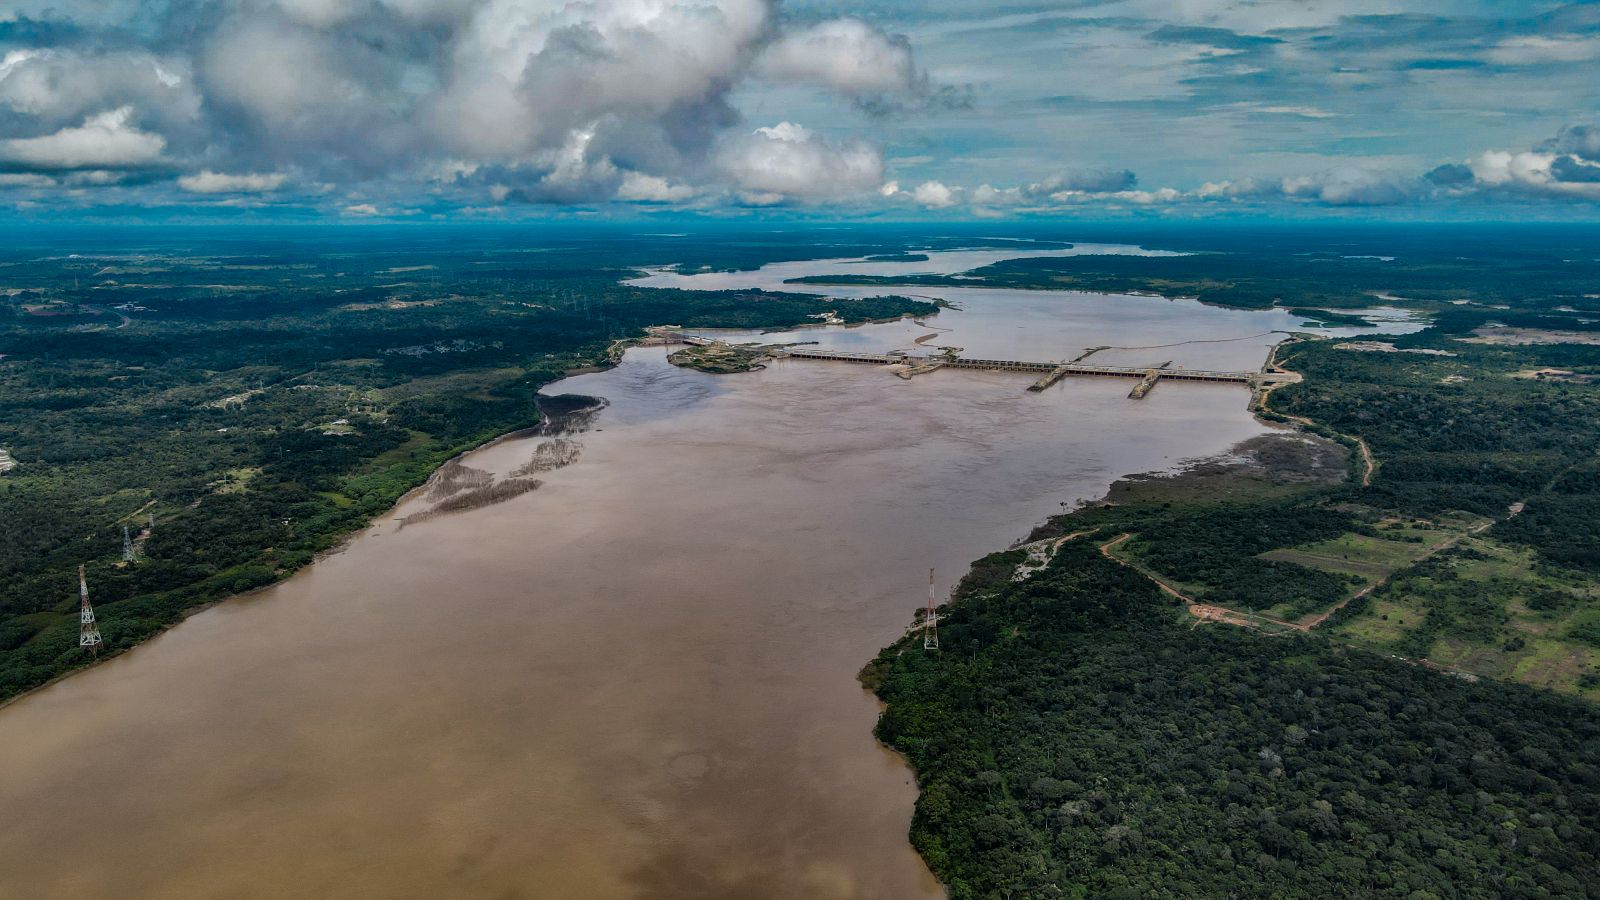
649,331,1300,401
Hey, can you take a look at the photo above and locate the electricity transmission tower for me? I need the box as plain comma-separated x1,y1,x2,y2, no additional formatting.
923,567,940,651
122,525,136,563
78,565,103,654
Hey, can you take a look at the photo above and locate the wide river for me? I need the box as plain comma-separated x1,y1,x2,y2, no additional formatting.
0,246,1408,898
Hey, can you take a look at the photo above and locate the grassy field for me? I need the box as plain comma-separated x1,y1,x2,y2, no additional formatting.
1261,525,1459,581
1253,515,1482,621
1332,536,1600,698
1338,596,1418,643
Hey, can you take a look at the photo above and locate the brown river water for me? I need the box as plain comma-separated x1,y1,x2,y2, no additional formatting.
0,248,1414,898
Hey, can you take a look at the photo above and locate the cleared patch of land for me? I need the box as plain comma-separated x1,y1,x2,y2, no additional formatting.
1338,596,1416,643
1333,341,1455,356
1331,536,1600,698
1511,367,1600,383
209,467,261,495
1461,326,1600,345
1260,518,1470,583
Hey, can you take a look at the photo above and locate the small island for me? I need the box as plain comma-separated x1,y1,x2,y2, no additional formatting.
667,341,781,373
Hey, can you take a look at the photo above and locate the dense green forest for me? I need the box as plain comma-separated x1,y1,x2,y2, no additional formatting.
867,542,1600,900
0,227,934,699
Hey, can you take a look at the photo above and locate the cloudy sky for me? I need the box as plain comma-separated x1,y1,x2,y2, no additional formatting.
2,0,1598,219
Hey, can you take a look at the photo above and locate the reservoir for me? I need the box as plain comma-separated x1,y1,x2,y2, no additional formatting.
0,247,1397,898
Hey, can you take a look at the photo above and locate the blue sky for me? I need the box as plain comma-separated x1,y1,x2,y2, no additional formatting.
2,0,1598,219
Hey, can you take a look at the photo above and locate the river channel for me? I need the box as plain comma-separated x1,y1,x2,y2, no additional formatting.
0,245,1409,898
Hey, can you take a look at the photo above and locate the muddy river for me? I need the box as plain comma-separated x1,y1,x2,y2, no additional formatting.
0,247,1413,898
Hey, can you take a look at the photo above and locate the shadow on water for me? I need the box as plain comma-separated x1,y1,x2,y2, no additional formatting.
534,392,610,432
399,478,545,528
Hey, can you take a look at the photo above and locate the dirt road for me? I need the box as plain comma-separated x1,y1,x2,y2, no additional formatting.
1098,533,1304,630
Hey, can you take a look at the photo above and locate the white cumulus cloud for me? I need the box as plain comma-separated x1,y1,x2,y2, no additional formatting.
177,171,290,193
617,171,698,202
911,180,957,208
757,18,919,97
431,0,770,159
1280,169,1418,206
720,122,884,202
1190,170,1418,206
0,106,165,171
1460,150,1600,199
0,48,198,129
1421,124,1600,201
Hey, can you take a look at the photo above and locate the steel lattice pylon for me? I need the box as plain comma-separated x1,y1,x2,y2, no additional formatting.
78,565,103,653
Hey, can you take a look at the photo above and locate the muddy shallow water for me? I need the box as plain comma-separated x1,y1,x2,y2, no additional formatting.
0,248,1400,899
